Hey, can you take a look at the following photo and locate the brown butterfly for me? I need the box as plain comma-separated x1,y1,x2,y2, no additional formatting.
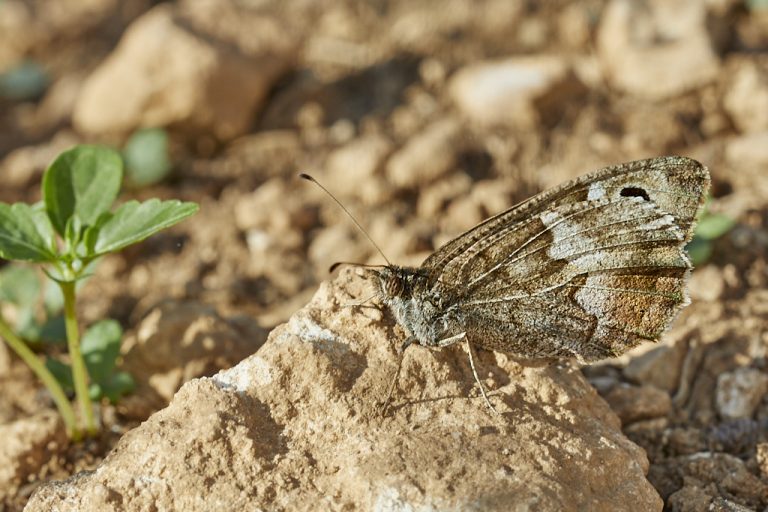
305,156,710,412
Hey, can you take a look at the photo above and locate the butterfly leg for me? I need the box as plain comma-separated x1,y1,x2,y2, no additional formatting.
341,293,378,308
465,338,499,414
379,336,416,417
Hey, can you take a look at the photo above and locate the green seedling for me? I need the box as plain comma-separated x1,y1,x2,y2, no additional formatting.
46,319,134,404
0,144,198,440
687,199,736,266
0,261,130,401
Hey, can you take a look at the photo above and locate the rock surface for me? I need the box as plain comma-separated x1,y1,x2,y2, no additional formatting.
26,270,662,511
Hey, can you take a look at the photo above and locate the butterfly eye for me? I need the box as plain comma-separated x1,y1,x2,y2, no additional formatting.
620,186,651,201
385,275,404,296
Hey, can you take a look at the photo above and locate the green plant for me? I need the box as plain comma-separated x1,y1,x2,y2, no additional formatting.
0,144,198,440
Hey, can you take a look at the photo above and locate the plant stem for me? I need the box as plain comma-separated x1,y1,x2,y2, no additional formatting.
60,280,96,436
0,313,80,440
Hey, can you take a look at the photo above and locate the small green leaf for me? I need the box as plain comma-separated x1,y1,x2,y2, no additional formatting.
0,202,57,262
38,315,67,345
92,199,198,256
81,319,123,383
686,237,713,266
695,213,736,241
43,279,64,315
43,145,123,236
45,358,74,392
94,371,134,403
0,264,40,306
124,128,172,187
0,60,48,101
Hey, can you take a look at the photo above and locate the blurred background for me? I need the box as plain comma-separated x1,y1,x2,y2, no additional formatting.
1,0,768,509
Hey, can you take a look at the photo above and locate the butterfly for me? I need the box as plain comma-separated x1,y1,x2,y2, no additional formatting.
305,156,710,413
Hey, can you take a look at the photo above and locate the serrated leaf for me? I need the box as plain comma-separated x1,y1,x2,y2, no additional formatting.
92,199,198,256
43,145,123,236
0,202,57,262
81,319,123,383
695,213,736,241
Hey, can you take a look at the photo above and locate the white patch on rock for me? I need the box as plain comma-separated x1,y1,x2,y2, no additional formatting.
212,356,272,392
287,314,337,344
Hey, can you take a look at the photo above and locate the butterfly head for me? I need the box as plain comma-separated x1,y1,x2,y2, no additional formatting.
370,265,427,302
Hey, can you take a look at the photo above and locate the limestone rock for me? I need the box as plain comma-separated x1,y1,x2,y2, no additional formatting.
596,0,720,100
27,270,662,511
449,56,584,126
73,3,297,140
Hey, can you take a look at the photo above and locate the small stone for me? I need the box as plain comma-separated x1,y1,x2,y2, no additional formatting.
715,367,768,420
596,0,720,99
73,3,296,140
604,384,672,425
386,117,461,188
449,56,583,126
688,265,726,302
723,58,768,134
725,131,768,169
756,442,768,478
325,133,394,203
623,338,688,393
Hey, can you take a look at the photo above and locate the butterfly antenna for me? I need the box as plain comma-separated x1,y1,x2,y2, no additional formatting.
300,173,392,266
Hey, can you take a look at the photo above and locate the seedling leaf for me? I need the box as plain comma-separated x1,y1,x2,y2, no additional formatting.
694,213,735,241
0,203,57,262
124,128,172,187
92,199,198,256
43,145,123,236
81,319,122,383
0,265,40,307
91,371,134,403
45,358,74,391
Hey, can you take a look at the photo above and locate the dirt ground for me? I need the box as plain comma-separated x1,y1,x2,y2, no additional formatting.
1,0,768,510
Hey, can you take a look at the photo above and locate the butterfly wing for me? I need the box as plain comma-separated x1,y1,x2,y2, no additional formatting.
422,156,709,361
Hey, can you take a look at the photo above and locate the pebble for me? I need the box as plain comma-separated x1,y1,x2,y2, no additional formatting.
604,384,672,425
723,58,768,134
596,0,720,99
715,367,768,420
386,117,461,189
448,55,581,126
